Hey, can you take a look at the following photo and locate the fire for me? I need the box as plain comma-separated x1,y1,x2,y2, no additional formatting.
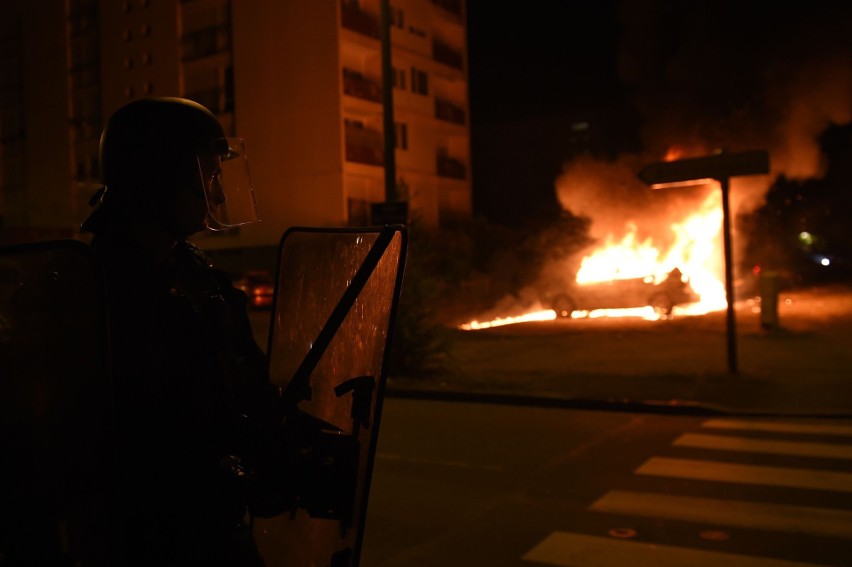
460,191,729,330
459,310,556,330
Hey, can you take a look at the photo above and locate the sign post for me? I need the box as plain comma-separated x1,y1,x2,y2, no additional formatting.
638,150,769,375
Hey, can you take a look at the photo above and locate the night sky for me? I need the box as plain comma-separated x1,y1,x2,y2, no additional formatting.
466,1,625,126
465,0,852,226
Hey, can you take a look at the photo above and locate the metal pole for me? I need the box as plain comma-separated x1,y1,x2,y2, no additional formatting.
720,176,738,374
380,0,397,202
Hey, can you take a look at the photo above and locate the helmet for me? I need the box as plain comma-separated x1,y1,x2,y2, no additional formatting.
82,97,258,234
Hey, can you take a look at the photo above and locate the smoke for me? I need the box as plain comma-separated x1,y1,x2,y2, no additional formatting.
557,0,851,221
619,0,851,176
555,153,715,244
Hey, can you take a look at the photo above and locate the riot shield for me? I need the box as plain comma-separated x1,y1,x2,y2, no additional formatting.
254,226,407,567
0,240,118,566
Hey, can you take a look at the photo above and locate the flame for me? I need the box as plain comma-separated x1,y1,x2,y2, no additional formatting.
460,310,556,330
664,146,687,161
460,191,729,330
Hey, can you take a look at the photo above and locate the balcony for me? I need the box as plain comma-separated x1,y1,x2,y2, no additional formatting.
69,6,98,38
343,68,381,103
435,98,465,125
436,153,466,179
70,62,100,89
345,123,384,166
185,86,233,116
433,39,463,70
431,0,462,17
341,2,380,39
181,24,231,62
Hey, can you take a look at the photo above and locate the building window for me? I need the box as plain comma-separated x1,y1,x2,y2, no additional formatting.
391,66,406,90
410,67,428,95
122,29,132,41
394,122,408,150
390,5,404,28
124,84,134,98
143,81,153,94
140,23,151,37
141,52,151,64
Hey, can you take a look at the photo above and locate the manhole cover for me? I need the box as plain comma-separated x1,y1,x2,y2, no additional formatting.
700,530,731,541
608,527,637,539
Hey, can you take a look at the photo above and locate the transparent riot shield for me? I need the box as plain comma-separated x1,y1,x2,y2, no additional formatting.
254,226,406,567
0,240,118,566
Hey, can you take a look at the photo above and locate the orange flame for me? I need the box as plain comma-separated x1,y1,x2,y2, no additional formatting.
461,191,728,329
459,310,556,330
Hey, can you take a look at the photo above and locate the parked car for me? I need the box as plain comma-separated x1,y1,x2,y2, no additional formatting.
233,270,275,310
546,268,700,318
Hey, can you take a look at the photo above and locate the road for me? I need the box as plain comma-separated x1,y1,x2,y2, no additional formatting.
360,398,852,566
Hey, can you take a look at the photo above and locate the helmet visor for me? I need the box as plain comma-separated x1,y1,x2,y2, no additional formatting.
196,137,259,230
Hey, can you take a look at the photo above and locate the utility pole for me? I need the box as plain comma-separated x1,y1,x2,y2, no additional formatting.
380,0,396,203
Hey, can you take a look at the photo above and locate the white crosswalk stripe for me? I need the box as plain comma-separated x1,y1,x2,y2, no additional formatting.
523,532,826,567
701,418,852,437
589,489,852,539
673,432,852,459
635,456,852,492
524,417,852,566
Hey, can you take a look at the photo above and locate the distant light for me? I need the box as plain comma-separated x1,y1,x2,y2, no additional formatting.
798,231,814,245
820,257,831,267
571,121,590,132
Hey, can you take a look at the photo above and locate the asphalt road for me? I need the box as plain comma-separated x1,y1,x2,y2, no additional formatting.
360,398,852,566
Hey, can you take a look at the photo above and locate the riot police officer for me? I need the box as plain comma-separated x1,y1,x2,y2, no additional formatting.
82,97,273,566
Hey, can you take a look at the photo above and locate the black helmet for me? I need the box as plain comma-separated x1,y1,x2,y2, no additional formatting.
82,97,257,234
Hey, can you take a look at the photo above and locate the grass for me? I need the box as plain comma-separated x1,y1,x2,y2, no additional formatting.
391,284,852,416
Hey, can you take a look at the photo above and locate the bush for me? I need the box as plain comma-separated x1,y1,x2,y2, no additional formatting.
387,213,593,377
388,221,458,377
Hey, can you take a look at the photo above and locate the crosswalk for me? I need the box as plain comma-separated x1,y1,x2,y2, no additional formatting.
523,417,852,566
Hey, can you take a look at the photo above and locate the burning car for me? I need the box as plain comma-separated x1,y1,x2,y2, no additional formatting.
547,268,700,318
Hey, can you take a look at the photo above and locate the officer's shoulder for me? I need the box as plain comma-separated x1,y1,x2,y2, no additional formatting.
183,241,214,268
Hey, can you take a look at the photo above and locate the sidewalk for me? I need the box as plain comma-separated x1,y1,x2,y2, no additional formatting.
386,285,852,417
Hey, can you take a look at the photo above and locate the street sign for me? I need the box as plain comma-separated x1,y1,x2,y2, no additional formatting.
637,149,771,376
638,150,769,186
370,200,408,225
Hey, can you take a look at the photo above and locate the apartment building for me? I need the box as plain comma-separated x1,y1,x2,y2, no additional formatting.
0,0,471,248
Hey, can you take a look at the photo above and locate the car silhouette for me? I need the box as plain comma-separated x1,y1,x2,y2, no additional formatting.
547,268,700,318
